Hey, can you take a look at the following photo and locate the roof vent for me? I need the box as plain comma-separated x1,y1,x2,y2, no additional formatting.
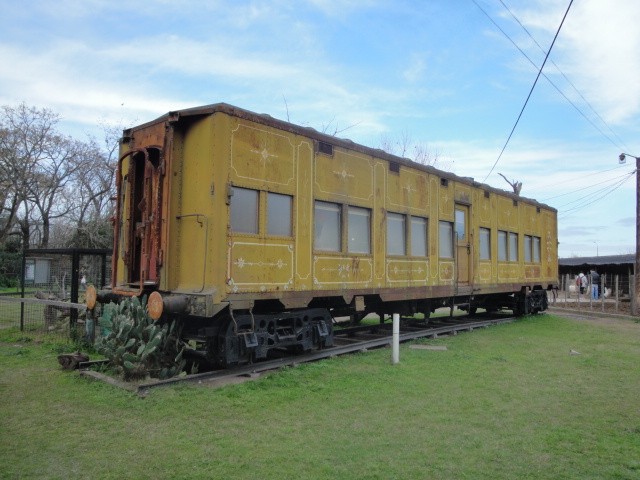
318,141,333,156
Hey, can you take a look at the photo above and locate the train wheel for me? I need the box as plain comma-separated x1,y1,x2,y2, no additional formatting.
514,296,529,316
208,315,256,368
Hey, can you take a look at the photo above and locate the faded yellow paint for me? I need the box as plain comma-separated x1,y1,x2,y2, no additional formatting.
439,261,455,283
314,148,373,203
478,190,492,225
438,182,453,220
387,167,429,214
477,262,492,282
524,265,541,279
228,240,294,293
230,122,296,190
387,259,429,285
294,140,314,291
313,256,373,288
498,263,521,280
373,162,387,286
168,116,207,292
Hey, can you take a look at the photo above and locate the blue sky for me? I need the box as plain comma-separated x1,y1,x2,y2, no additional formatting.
1,0,639,257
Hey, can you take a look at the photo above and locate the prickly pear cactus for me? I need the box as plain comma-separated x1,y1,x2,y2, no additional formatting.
96,296,186,381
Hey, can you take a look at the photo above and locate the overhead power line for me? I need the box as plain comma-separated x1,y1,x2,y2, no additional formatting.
557,170,636,218
478,0,575,182
497,0,629,153
538,163,630,191
540,168,636,202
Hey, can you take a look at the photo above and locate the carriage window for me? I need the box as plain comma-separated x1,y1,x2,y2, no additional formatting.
533,236,541,262
348,206,370,254
524,235,541,262
508,232,518,261
267,192,292,236
479,227,491,260
498,230,507,261
387,212,406,256
314,201,341,252
454,208,465,240
410,216,428,257
230,187,258,234
439,221,453,258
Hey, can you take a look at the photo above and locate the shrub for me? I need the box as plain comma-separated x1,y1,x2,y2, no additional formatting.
0,249,21,288
96,296,186,381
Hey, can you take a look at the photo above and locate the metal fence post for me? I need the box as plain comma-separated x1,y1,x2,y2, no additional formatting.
20,249,26,331
392,313,400,365
70,250,80,341
101,253,107,288
632,273,636,316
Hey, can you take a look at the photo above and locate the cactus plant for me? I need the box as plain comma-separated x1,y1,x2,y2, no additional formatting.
96,296,186,381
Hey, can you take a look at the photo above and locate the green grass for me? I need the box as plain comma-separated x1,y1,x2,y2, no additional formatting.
0,292,45,328
0,287,39,295
1,314,639,479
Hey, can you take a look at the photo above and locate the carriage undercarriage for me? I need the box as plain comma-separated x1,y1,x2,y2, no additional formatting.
180,288,548,368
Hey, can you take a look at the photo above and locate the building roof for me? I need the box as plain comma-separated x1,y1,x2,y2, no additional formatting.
559,254,634,267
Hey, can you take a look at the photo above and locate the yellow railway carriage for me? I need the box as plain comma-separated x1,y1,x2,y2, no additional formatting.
89,103,558,367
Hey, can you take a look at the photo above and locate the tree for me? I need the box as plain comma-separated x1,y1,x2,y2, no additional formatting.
63,124,118,248
0,103,75,247
0,103,57,246
0,103,118,249
27,136,86,247
378,131,442,167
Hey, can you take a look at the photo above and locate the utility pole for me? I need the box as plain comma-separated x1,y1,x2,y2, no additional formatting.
619,153,640,316
636,155,639,317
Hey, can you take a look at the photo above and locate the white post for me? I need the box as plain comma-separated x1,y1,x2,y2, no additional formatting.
392,313,400,364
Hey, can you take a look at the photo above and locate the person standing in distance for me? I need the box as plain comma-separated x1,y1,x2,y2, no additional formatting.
590,269,600,300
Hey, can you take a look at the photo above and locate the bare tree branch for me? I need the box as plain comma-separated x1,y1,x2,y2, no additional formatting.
378,131,443,167
498,173,523,195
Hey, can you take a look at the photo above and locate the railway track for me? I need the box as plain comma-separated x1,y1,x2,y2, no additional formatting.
79,312,518,395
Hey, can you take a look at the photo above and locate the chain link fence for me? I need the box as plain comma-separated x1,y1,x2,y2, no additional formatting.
0,248,111,342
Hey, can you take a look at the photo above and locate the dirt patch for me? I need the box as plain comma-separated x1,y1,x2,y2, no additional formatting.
192,371,269,388
79,366,273,395
548,306,640,333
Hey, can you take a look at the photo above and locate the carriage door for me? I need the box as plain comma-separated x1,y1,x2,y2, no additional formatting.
455,205,471,284
127,147,162,285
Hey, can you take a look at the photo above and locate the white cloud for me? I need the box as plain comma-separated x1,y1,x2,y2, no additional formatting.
0,30,400,140
305,0,383,17
521,0,640,125
402,53,427,83
0,42,186,128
